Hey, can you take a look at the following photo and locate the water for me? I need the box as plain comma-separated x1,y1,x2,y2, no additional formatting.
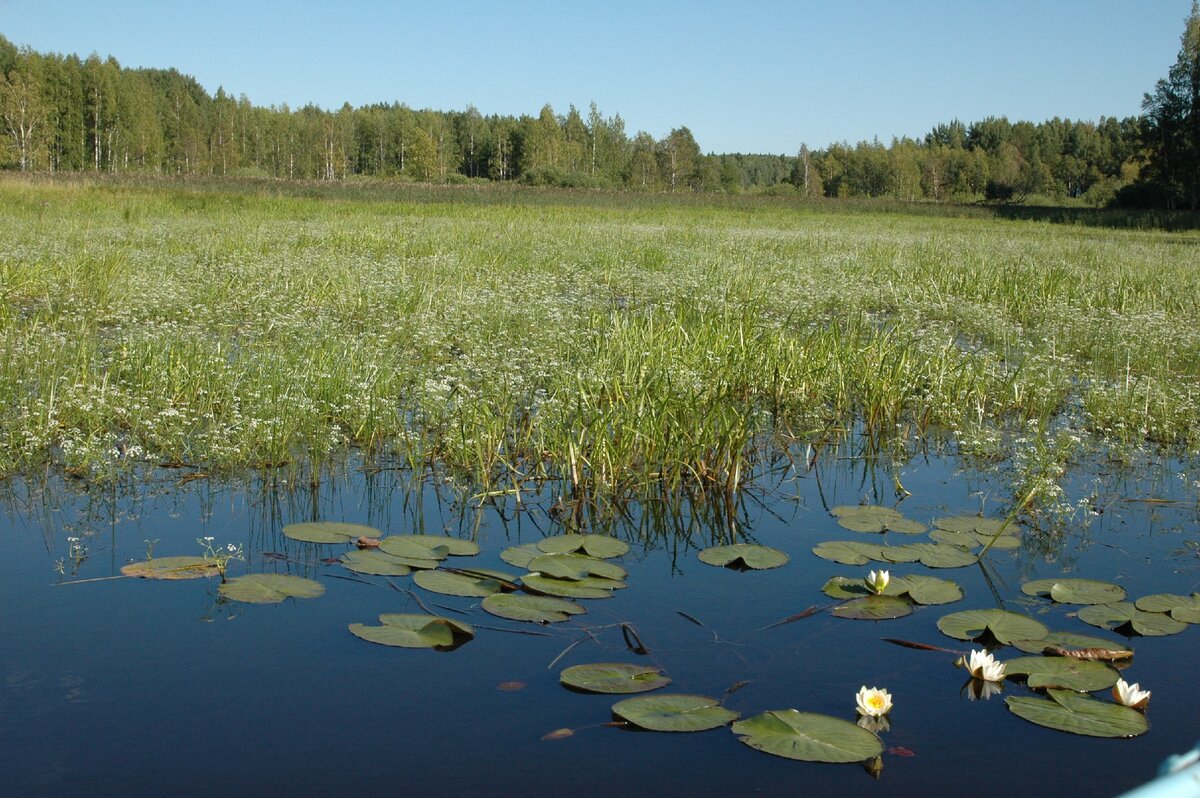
1,449,1198,797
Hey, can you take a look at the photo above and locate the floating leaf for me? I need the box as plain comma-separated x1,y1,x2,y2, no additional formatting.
339,550,412,576
522,572,625,599
482,594,586,623
1011,631,1131,656
1076,602,1187,636
560,663,670,694
120,556,219,580
888,574,964,605
377,536,450,562
401,534,480,557
612,694,739,732
933,515,1009,537
698,544,789,571
413,569,504,597
832,595,913,620
349,613,474,650
1135,593,1200,624
929,529,1019,550
537,534,629,559
937,609,1048,644
1021,578,1126,605
832,505,925,535
499,544,542,568
528,553,627,581
218,573,325,604
882,543,977,568
282,521,382,544
1003,656,1120,691
821,576,873,599
811,541,887,565
1005,689,1148,738
731,710,884,763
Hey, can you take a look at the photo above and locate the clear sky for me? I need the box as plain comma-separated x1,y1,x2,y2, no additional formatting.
0,1,1192,154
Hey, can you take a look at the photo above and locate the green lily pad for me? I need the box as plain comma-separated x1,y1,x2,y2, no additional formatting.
120,556,219,580
1077,602,1188,636
889,574,964,605
282,521,382,544
481,594,586,623
937,609,1049,644
811,541,887,565
731,710,884,763
831,595,913,620
1011,631,1132,656
1006,689,1148,738
933,515,1009,536
521,572,624,598
413,569,504,597
1003,656,1120,691
528,553,627,581
929,529,1020,550
338,550,412,576
832,505,925,535
400,534,479,557
218,573,325,604
1022,578,1127,605
698,544,789,571
612,694,739,732
560,663,671,694
537,534,629,559
1135,593,1200,623
499,544,542,568
349,613,475,650
882,543,977,568
820,576,874,599
377,536,450,562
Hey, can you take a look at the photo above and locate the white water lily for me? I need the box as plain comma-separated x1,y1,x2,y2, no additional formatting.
865,570,890,594
967,678,1003,702
965,649,1006,682
855,685,893,717
1112,679,1151,710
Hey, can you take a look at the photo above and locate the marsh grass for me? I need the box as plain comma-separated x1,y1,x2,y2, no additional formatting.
1,175,1198,503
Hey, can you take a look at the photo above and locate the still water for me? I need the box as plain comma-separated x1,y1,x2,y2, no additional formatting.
1,448,1197,797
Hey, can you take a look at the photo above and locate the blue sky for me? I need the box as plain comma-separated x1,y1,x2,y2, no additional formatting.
0,1,1191,153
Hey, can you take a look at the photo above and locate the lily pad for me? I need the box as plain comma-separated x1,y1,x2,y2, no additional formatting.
820,576,874,599
889,574,964,605
349,613,474,650
499,543,542,568
1003,656,1120,691
481,594,586,623
882,543,977,568
339,550,412,576
933,515,1009,536
218,573,325,604
929,529,1019,550
1077,602,1188,636
731,710,884,763
537,534,629,559
1135,593,1200,624
831,595,913,620
612,694,739,732
528,553,627,581
560,663,670,694
1022,578,1127,605
377,536,451,561
698,544,789,571
937,609,1049,644
120,556,219,580
521,572,624,599
1011,631,1132,656
811,541,887,565
400,534,480,557
413,569,504,597
282,521,382,544
832,505,926,535
1006,689,1148,738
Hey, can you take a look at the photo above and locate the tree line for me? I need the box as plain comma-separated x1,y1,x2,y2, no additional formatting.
1,4,1197,208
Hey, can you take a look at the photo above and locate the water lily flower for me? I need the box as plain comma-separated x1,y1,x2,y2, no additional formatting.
965,649,1006,682
865,570,890,594
1112,679,1151,710
856,685,893,717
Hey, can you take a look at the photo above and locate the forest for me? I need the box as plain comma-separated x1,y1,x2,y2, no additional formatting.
0,3,1197,208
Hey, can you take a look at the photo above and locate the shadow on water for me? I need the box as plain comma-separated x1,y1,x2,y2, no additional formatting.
0,442,1198,797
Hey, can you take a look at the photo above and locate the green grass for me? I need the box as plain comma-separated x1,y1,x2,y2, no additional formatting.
1,174,1198,496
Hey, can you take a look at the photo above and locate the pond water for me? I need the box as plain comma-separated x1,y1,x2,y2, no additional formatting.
1,447,1198,797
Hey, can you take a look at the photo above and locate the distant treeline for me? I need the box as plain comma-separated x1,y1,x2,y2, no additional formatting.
0,32,1181,206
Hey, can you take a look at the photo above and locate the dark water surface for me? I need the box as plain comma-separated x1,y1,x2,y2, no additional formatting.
2,451,1198,797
